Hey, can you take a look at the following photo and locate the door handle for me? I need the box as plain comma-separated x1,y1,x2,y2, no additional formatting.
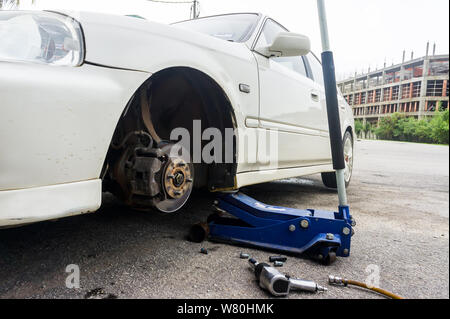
310,92,319,102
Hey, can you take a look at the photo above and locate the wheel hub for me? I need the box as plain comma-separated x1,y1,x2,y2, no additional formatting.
163,158,193,199
173,172,185,187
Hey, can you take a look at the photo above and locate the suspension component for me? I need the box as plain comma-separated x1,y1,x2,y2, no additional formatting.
109,131,194,213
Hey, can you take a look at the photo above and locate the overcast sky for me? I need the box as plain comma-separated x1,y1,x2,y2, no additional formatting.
16,0,450,80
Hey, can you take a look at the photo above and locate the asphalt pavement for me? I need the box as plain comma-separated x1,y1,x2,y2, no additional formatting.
0,140,448,299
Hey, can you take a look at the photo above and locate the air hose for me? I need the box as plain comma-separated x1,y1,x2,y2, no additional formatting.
329,275,403,299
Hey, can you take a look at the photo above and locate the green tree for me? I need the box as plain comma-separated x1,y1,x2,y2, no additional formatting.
430,110,449,144
375,114,399,140
402,117,418,142
355,120,363,138
362,122,373,139
414,119,433,143
375,111,449,145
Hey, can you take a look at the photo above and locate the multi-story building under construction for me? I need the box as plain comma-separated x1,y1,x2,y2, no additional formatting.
338,45,449,124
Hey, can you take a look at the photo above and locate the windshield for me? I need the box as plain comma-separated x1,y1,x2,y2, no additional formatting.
173,13,260,43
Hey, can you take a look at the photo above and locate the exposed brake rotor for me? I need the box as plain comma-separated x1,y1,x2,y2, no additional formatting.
110,133,194,214
156,150,194,213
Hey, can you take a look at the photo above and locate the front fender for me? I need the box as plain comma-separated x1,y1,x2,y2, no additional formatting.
78,12,260,127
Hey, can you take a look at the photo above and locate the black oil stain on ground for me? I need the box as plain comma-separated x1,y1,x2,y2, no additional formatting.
84,287,118,299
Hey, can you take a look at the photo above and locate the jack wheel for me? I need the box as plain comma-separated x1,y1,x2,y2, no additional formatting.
322,252,337,265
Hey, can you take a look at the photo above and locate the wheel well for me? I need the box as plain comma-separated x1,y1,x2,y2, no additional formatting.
104,67,238,191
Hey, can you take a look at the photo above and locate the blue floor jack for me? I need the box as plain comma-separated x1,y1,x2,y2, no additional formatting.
190,0,355,265
215,192,354,265
190,192,354,265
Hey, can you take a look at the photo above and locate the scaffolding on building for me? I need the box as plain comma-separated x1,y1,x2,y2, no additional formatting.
338,44,449,124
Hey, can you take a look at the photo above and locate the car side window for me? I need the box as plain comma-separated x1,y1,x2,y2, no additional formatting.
273,56,308,77
306,53,324,87
256,19,286,49
256,19,308,77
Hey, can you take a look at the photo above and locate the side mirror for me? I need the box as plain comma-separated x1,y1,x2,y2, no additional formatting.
257,32,311,58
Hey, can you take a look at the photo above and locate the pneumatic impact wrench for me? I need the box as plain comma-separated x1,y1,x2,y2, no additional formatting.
249,259,327,297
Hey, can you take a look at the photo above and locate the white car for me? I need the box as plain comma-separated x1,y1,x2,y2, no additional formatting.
0,11,354,227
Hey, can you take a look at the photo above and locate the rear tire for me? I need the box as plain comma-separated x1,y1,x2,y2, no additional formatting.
321,172,338,189
321,131,353,189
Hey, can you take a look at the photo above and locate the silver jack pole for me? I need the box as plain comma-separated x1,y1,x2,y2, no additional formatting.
317,0,348,206
317,0,331,52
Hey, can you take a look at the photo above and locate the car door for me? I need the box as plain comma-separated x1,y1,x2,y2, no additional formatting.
253,19,331,170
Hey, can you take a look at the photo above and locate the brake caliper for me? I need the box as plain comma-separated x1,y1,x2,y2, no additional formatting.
111,132,194,213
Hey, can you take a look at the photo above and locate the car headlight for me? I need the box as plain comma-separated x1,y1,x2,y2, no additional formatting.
0,11,84,66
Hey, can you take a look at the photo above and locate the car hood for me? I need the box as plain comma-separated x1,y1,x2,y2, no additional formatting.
59,10,251,72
